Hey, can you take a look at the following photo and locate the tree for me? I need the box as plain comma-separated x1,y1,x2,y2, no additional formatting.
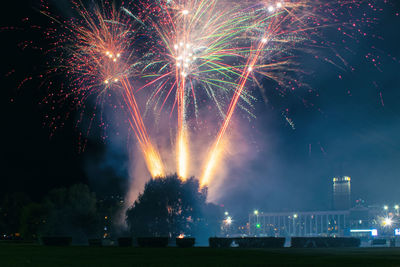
41,184,101,243
0,192,30,237
19,202,47,240
126,174,222,241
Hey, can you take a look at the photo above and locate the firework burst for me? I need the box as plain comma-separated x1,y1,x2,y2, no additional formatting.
139,0,255,179
41,0,165,177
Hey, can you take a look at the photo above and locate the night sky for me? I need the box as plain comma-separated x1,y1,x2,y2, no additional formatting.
1,0,400,218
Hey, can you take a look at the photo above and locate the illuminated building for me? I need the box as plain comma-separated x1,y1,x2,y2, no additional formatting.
333,176,351,210
249,210,348,237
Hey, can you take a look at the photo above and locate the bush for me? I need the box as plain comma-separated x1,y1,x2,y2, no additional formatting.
137,237,169,247
41,236,72,246
176,237,195,248
291,237,360,248
118,237,133,247
88,238,102,247
236,237,285,248
209,237,233,248
372,239,387,246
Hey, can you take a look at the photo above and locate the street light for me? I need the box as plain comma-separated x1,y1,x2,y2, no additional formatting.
384,205,389,211
382,217,393,227
253,210,259,236
292,214,298,236
395,205,399,210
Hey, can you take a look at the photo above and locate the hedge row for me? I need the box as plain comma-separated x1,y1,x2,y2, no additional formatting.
40,236,361,248
42,236,192,247
291,237,360,248
209,237,285,248
236,237,285,248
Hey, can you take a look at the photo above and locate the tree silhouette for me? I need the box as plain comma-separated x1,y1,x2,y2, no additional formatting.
0,192,30,238
19,202,47,240
126,174,221,241
42,184,100,243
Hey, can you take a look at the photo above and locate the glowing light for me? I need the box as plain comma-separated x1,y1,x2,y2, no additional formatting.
384,205,389,210
178,233,185,239
200,142,224,187
143,143,164,177
182,9,189,15
395,205,399,210
268,6,275,12
382,217,393,227
350,229,378,236
294,214,298,219
254,210,259,215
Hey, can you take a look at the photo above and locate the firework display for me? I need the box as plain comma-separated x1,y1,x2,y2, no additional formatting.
35,0,385,192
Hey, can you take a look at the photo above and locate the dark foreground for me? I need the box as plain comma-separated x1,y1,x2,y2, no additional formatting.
1,244,400,267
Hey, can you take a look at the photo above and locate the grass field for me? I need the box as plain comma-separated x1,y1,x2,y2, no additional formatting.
1,244,400,266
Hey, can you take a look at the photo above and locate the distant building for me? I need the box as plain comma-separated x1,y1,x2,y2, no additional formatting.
248,176,399,239
249,210,349,237
333,176,351,210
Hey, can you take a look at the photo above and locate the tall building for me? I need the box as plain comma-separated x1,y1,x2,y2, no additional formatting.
333,176,351,210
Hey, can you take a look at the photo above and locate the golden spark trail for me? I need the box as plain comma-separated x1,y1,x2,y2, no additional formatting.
201,36,267,187
177,76,189,179
120,77,165,177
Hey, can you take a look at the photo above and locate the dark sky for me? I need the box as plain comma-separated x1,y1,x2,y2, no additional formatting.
1,0,400,217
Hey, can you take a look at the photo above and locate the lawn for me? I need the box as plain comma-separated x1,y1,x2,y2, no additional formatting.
1,244,400,266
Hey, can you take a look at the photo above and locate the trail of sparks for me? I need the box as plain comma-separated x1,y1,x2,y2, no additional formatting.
41,0,165,177
201,1,295,186
120,77,164,177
